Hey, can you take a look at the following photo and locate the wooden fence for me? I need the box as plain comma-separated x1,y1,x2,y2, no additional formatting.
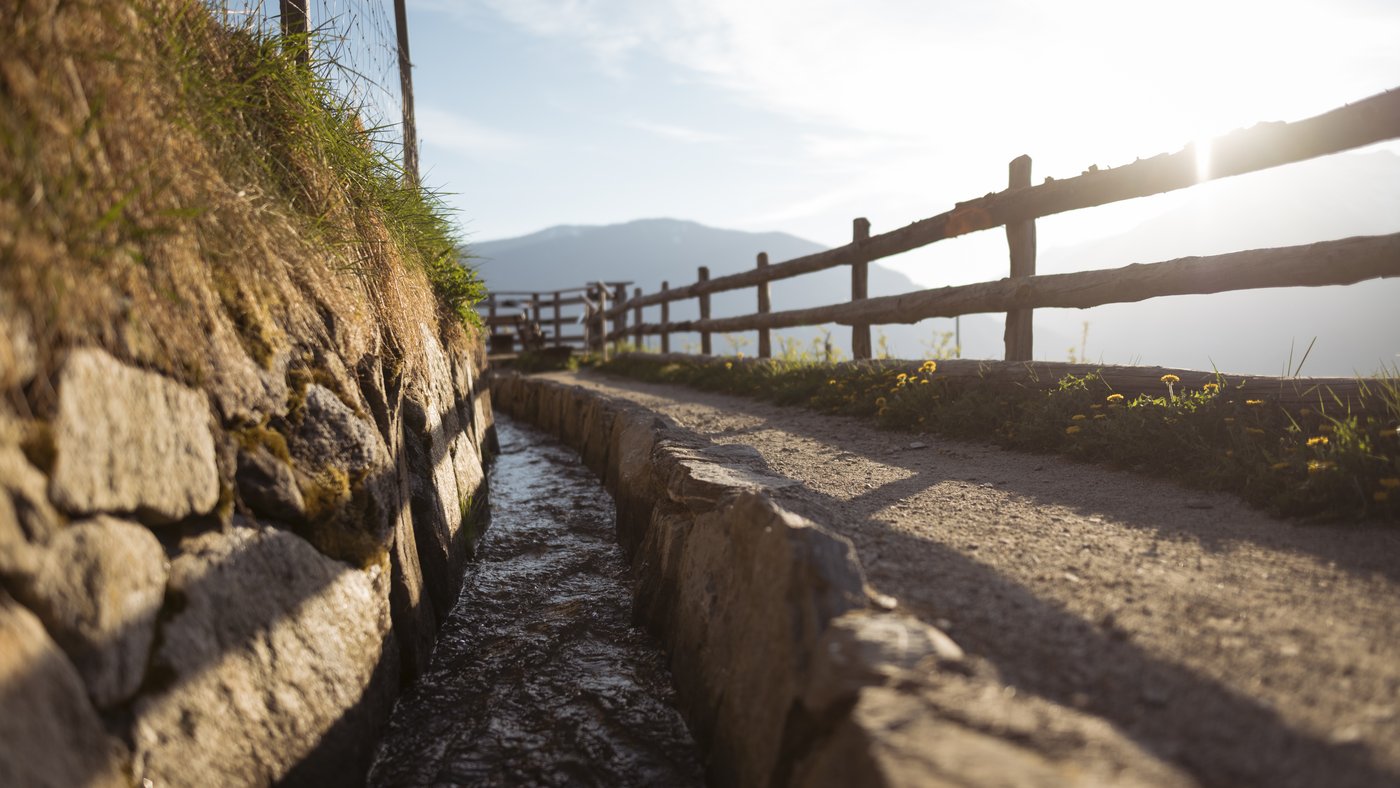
483,283,630,356
561,87,1400,363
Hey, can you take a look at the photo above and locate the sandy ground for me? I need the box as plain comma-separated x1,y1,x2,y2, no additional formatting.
546,370,1400,788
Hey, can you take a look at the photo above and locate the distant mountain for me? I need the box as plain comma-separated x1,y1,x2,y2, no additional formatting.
1035,150,1400,375
469,218,1006,359
467,150,1399,372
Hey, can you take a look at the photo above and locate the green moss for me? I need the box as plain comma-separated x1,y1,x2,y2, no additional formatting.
300,465,351,522
232,423,291,463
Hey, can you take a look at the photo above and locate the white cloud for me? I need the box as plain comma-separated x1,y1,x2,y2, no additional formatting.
416,105,524,157
477,0,1400,178
624,118,730,144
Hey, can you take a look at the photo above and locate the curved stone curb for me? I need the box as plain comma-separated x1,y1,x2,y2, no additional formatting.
490,371,1195,788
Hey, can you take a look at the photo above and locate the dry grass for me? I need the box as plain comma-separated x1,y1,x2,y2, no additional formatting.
0,0,481,422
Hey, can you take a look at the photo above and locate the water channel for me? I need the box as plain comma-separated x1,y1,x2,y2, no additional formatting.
368,416,703,787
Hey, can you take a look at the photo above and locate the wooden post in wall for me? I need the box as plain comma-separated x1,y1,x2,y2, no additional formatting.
1004,155,1036,361
392,0,418,185
279,0,309,65
633,287,644,351
697,267,712,355
756,252,772,358
851,218,872,360
660,282,671,353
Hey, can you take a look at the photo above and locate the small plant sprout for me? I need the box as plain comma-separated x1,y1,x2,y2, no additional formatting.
1160,373,1180,399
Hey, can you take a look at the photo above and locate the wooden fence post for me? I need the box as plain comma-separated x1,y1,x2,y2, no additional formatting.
552,291,562,347
392,0,418,185
486,295,497,351
1004,155,1036,361
612,283,628,351
633,287,644,351
596,285,610,360
697,267,712,355
279,0,309,65
756,252,772,358
851,218,872,360
531,292,541,326
660,282,671,354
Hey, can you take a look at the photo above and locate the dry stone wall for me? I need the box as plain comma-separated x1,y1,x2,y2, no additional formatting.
0,336,493,787
491,371,1195,788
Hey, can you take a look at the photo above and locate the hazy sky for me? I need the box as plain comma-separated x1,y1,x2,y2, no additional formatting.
403,0,1400,288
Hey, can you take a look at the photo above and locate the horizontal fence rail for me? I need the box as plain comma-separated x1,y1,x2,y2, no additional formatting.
606,87,1400,318
625,233,1400,334
497,87,1400,369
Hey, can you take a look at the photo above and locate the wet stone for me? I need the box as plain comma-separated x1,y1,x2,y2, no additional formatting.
369,417,702,787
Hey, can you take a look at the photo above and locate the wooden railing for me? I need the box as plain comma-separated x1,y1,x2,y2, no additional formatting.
574,87,1400,362
483,283,629,356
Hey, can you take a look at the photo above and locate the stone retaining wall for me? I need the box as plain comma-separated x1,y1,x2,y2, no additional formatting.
0,334,493,787
492,371,1195,788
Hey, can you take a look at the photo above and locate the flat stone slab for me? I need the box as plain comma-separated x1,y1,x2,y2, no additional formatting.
49,348,219,523
133,524,389,787
15,515,167,708
0,589,128,788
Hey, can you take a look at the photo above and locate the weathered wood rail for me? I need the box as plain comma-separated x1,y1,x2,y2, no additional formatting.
552,87,1400,363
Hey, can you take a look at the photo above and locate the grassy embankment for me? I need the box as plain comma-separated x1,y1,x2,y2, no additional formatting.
582,350,1400,523
0,0,484,401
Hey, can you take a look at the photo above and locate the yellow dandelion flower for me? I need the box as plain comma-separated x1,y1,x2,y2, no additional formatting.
1270,462,1291,470
1379,477,1400,489
1106,393,1124,403
1306,436,1328,446
1307,459,1336,474
1245,427,1265,436
1160,374,1180,384
1065,425,1082,435
828,379,837,386
875,397,887,407
1090,404,1103,410
737,352,745,359
877,407,889,416
1375,491,1390,503
920,360,937,373
920,379,929,385
1203,383,1220,394
1071,414,1087,421
897,373,908,381
1093,414,1107,420
1245,399,1265,406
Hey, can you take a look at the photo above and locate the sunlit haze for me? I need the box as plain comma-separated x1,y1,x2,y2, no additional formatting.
404,1,1400,371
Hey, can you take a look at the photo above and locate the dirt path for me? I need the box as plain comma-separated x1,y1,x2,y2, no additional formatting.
544,370,1400,788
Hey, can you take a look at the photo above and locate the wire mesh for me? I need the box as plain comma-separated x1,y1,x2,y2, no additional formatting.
204,1,406,160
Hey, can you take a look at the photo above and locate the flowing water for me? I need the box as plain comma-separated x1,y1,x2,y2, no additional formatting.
368,416,703,787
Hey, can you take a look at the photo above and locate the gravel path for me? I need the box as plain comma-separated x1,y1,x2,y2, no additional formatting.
546,370,1400,788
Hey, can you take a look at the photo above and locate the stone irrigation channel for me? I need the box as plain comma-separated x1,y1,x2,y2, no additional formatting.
488,368,1400,788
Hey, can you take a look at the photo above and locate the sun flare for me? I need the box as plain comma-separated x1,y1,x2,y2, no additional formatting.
1194,136,1213,182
